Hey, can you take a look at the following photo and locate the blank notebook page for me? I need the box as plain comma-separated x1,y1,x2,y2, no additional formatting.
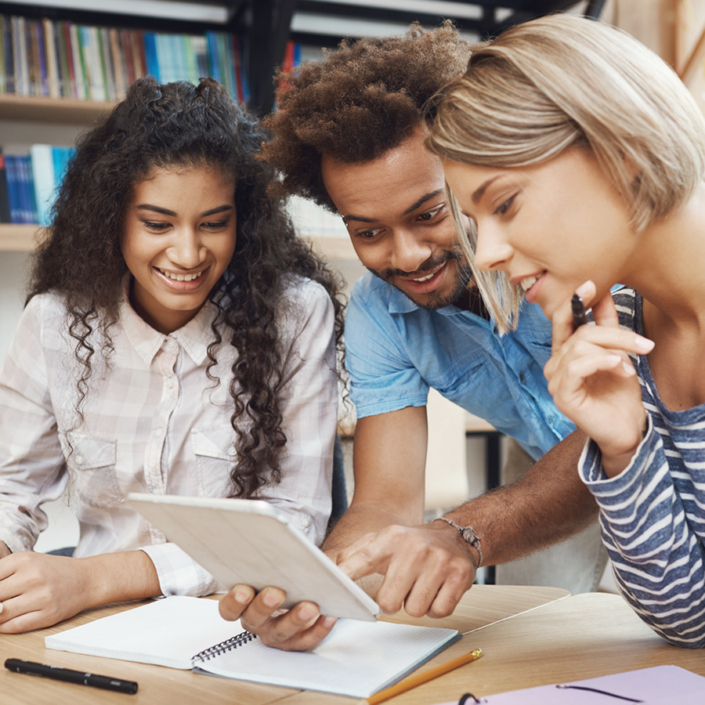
46,597,245,669
194,617,460,698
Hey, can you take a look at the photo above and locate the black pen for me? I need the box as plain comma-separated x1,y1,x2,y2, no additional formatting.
5,658,138,694
571,293,588,330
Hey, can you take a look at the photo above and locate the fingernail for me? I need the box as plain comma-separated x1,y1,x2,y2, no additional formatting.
622,361,636,375
635,336,654,352
323,616,337,628
576,281,592,297
263,592,283,608
299,605,318,621
234,588,250,604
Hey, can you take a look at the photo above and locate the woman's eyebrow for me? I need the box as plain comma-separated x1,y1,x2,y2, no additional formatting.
137,204,176,216
201,205,234,217
472,175,504,204
136,204,234,217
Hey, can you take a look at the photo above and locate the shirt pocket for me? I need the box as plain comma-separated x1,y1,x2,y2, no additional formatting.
60,433,122,509
191,426,237,498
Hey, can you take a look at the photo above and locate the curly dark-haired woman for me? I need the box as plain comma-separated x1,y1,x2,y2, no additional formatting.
0,77,343,633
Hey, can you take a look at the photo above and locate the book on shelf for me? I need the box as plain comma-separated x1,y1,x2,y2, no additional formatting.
0,13,287,104
1,144,74,225
0,149,10,223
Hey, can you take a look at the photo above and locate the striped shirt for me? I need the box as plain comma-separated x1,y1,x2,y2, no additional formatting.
0,276,337,597
580,287,705,648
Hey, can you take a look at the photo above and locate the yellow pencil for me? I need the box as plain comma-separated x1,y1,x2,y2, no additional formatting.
366,647,483,705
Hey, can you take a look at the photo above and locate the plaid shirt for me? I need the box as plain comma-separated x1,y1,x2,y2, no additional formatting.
0,277,336,597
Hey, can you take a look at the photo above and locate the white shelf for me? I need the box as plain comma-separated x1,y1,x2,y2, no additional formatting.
0,225,358,260
0,94,115,125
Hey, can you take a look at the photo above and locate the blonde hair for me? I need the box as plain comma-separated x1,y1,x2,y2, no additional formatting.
426,14,705,331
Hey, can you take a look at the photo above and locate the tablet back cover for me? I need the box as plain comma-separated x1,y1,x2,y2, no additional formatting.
127,494,379,621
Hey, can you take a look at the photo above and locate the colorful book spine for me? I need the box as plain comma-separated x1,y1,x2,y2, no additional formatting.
99,27,114,102
0,16,5,95
110,28,125,99
143,32,159,82
4,155,20,224
44,17,59,98
56,21,71,98
36,19,49,97
0,149,11,223
30,144,55,226
17,156,33,224
205,31,220,85
3,15,14,94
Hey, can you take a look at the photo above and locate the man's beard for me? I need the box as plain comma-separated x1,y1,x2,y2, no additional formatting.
366,247,473,311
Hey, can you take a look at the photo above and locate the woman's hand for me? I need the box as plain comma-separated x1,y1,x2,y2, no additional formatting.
219,585,337,652
544,281,654,478
0,550,161,633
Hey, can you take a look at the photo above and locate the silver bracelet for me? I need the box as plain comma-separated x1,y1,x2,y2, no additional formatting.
434,516,483,568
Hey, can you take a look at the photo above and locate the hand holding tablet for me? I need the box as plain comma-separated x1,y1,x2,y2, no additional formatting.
126,494,380,622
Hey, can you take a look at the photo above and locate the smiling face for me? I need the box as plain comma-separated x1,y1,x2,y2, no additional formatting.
443,147,638,320
121,165,237,334
321,125,472,310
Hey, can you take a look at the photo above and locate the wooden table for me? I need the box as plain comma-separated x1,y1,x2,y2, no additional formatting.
280,592,705,705
0,585,567,705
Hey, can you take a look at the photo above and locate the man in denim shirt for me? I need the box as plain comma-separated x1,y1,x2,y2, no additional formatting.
218,24,605,651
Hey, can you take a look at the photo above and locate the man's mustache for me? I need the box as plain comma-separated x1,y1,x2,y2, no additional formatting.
380,249,463,281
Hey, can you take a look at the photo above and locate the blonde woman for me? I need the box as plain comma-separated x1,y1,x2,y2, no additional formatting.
427,14,705,648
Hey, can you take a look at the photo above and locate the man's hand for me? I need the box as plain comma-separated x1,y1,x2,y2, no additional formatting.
219,585,337,652
336,521,477,618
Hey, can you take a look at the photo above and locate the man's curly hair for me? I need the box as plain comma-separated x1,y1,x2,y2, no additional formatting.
28,76,344,500
263,22,472,211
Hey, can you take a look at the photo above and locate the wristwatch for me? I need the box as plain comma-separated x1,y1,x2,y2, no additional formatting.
434,516,483,567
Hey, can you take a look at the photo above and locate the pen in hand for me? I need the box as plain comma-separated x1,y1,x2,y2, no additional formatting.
571,293,588,331
5,658,138,695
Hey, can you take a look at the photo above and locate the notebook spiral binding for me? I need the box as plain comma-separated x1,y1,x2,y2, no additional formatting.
192,630,256,663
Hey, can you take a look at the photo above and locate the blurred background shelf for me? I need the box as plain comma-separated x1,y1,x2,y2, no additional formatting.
0,94,115,124
0,224,358,259
0,224,42,250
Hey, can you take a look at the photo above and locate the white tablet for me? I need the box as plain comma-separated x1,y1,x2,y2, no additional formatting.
126,493,380,622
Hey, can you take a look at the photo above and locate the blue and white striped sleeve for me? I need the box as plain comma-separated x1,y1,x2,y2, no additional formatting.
579,418,705,648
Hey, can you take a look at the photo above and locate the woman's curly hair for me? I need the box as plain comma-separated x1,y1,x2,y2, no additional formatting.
27,76,345,499
262,22,472,211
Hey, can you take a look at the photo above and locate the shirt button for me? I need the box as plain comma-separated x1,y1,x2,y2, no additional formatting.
75,455,84,466
548,416,554,426
166,338,178,353
302,516,311,529
166,379,174,389
156,426,163,435
227,446,237,457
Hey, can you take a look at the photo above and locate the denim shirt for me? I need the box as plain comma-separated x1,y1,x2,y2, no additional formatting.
345,272,575,460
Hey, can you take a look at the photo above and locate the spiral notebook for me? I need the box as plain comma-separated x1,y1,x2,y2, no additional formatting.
46,596,461,698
